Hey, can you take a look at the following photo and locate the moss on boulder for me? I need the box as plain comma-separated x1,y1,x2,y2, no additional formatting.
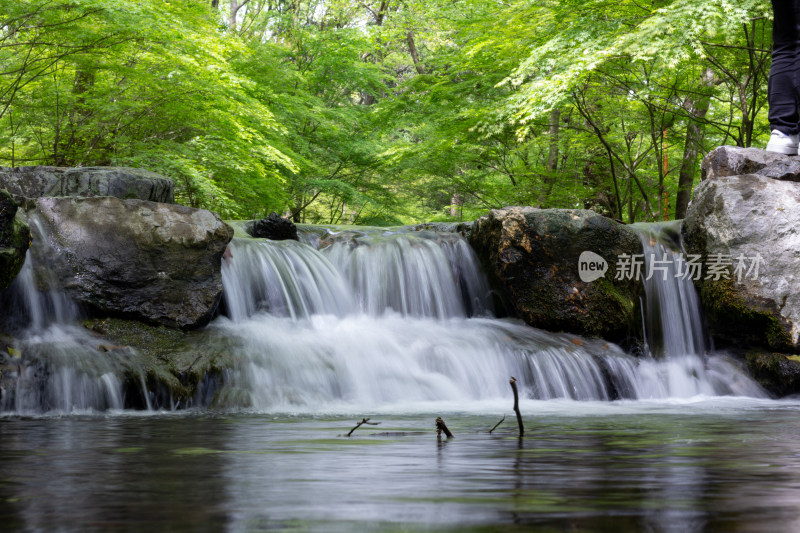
469,207,643,342
745,350,800,397
0,189,30,292
82,318,240,408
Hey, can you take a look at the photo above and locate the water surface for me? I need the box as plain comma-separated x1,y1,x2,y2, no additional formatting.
3,400,800,532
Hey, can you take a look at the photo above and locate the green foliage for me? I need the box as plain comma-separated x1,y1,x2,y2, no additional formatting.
0,0,777,223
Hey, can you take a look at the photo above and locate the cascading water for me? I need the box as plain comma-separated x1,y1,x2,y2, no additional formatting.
628,221,761,399
215,224,764,411
635,221,707,359
1,217,765,414
0,214,136,413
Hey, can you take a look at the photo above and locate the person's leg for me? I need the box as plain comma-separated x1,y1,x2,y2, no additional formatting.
769,42,799,136
768,0,800,137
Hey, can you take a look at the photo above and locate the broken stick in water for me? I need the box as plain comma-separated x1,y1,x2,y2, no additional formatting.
346,417,380,437
435,417,454,439
510,376,524,436
489,415,506,434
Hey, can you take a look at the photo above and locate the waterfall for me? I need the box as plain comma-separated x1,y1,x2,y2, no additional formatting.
2,216,79,332
216,226,764,410
1,220,765,414
626,222,762,399
221,239,355,321
0,213,132,414
222,229,492,320
634,221,707,359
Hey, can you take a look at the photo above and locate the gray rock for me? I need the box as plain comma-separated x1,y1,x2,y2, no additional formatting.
402,221,473,238
249,212,298,241
683,172,800,351
0,166,174,203
29,197,233,329
701,145,800,182
0,189,30,292
469,207,643,342
745,350,800,397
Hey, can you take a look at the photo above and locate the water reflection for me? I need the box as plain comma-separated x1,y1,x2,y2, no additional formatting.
2,407,800,532
0,416,231,531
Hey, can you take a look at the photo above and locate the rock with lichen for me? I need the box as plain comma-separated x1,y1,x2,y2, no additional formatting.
0,165,174,203
745,351,800,397
29,196,233,329
469,207,643,343
684,146,800,352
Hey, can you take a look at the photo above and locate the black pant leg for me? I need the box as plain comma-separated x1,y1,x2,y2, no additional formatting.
769,0,800,134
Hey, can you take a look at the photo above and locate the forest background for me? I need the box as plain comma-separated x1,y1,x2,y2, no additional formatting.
0,0,773,225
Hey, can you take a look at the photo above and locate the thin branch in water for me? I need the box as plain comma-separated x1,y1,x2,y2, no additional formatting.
510,376,524,436
489,416,505,434
435,417,454,439
346,417,380,437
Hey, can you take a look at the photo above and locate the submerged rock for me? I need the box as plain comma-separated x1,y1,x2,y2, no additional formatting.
30,197,234,329
469,207,643,342
745,351,800,397
0,189,30,292
684,148,800,352
0,166,174,203
249,212,298,241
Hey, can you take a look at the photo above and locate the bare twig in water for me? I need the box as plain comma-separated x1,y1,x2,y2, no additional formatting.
510,376,524,436
489,415,506,434
346,417,380,437
435,416,454,439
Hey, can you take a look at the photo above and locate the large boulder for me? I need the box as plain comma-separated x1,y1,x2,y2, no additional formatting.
0,189,30,292
470,207,643,342
29,197,233,329
0,166,174,203
701,145,800,182
684,146,800,352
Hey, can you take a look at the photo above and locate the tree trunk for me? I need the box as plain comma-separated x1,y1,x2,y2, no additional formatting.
450,193,463,219
675,70,713,220
374,1,389,25
546,108,560,171
537,108,560,207
406,30,425,75
229,0,250,30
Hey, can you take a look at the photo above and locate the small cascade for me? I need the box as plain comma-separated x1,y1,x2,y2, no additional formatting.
0,212,140,414
0,327,125,413
217,224,764,410
634,221,707,358
2,216,79,332
221,239,354,321
321,230,491,318
212,314,642,409
223,228,492,321
625,222,764,398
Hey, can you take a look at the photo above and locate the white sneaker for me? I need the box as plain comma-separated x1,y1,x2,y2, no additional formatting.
766,130,799,155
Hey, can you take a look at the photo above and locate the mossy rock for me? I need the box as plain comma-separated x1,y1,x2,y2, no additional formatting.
469,207,644,343
745,350,800,397
82,318,240,409
701,279,792,351
683,168,800,352
0,189,30,292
